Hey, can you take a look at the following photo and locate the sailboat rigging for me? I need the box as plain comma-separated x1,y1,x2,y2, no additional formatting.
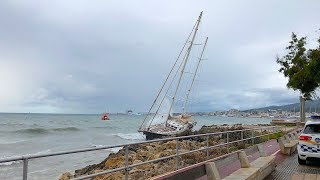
138,12,208,140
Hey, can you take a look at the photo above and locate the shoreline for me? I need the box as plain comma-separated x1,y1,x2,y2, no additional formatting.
59,123,283,180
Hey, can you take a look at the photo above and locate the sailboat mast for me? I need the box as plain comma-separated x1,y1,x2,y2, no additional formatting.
139,19,199,131
167,12,203,117
182,37,208,113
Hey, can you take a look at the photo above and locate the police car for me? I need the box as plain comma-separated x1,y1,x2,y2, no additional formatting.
298,120,320,165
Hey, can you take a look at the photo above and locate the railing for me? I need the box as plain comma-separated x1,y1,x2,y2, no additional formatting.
0,126,286,180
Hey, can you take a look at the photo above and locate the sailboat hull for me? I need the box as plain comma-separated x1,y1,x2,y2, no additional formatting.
140,120,196,140
141,127,193,140
142,131,166,140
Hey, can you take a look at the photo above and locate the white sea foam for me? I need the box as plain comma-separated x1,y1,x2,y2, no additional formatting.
90,144,110,150
0,154,22,166
90,145,123,153
109,147,123,153
29,168,50,174
113,133,145,140
0,139,28,145
0,160,20,166
91,144,104,148
32,149,51,155
0,123,24,126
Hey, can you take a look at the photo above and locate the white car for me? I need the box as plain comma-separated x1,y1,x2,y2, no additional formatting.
298,120,320,165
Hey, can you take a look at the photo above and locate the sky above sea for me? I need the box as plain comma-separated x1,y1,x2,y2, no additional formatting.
0,0,319,114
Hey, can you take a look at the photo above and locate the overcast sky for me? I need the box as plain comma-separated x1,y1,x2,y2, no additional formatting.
0,0,319,113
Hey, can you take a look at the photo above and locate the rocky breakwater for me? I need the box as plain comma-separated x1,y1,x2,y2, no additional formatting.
59,124,266,180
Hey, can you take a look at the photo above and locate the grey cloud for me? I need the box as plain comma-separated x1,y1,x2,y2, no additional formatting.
0,0,319,113
190,88,299,111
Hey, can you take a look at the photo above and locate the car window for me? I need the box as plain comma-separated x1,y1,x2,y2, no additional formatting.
304,124,320,134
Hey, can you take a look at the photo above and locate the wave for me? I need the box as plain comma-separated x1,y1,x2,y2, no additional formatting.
0,149,51,166
16,128,49,134
0,139,29,145
52,127,80,132
0,123,24,126
92,126,119,130
13,127,80,135
113,133,145,140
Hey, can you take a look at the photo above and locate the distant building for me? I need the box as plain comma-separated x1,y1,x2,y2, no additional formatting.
227,109,240,117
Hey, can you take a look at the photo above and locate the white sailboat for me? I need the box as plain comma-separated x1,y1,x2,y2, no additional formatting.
138,12,208,140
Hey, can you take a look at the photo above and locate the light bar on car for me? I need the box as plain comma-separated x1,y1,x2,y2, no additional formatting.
299,135,312,141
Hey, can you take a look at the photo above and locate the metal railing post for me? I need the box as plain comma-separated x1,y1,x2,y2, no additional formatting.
261,128,263,143
23,158,28,180
267,127,270,141
241,131,243,141
206,135,209,159
241,130,244,147
227,132,229,153
251,129,254,145
125,145,129,180
176,139,179,170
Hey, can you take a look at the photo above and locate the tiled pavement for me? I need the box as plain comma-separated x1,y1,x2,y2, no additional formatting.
266,153,320,180
291,172,320,180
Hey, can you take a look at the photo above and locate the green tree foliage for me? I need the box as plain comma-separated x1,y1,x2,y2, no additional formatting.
277,32,320,100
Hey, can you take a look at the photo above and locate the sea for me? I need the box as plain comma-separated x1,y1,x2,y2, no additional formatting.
0,113,272,179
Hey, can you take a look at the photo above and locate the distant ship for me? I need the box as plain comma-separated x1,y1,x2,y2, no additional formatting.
138,12,208,140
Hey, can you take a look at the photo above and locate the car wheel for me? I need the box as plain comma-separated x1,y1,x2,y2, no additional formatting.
298,156,306,165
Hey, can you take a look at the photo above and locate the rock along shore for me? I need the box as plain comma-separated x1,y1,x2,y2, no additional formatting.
59,124,272,180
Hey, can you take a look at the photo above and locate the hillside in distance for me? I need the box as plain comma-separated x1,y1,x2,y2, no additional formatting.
243,99,320,113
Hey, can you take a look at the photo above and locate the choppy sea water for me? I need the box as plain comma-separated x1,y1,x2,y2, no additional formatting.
0,113,272,179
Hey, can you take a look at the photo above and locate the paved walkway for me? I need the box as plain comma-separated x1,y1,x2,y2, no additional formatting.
217,139,320,180
291,173,320,180
266,153,320,180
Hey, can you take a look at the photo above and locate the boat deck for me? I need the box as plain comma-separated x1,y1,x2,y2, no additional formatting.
149,124,176,133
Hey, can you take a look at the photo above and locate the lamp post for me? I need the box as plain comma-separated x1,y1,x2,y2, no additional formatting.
300,96,305,123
